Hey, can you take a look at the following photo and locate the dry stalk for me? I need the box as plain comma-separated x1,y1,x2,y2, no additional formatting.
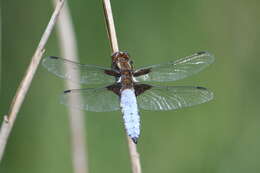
102,1,142,173
0,0,65,162
52,1,89,173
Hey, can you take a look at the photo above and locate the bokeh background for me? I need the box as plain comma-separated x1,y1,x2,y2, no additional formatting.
1,0,260,173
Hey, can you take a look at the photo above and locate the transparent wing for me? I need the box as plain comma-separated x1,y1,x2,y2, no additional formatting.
42,56,117,85
60,86,120,112
137,85,213,111
134,51,214,82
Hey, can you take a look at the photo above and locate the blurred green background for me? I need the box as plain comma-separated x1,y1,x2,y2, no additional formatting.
1,0,260,173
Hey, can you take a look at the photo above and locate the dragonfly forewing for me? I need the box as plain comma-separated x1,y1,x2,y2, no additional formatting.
42,56,118,85
134,51,214,82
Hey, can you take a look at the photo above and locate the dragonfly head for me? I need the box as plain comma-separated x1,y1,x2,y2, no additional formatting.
112,51,133,71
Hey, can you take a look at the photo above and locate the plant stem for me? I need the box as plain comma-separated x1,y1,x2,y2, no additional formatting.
52,1,89,173
102,0,119,52
102,1,142,173
0,0,65,162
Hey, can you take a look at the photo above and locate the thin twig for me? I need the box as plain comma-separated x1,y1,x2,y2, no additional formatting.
102,1,142,173
102,0,119,52
53,1,89,173
0,0,65,162
127,137,142,173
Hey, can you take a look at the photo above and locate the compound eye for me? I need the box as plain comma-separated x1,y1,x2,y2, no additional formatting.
121,51,129,58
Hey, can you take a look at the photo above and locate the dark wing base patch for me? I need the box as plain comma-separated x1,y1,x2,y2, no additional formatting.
106,83,122,96
134,84,152,96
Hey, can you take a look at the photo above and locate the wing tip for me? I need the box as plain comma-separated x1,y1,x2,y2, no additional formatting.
64,89,71,93
196,86,207,90
49,56,59,59
196,51,215,63
197,51,207,55
196,86,214,101
42,56,59,67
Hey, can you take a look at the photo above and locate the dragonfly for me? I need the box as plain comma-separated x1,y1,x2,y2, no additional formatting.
42,51,214,144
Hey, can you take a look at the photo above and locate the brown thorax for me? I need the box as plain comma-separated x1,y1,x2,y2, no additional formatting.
111,51,133,71
112,51,134,89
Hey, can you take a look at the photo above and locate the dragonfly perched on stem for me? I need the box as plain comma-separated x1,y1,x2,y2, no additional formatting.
42,51,214,144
